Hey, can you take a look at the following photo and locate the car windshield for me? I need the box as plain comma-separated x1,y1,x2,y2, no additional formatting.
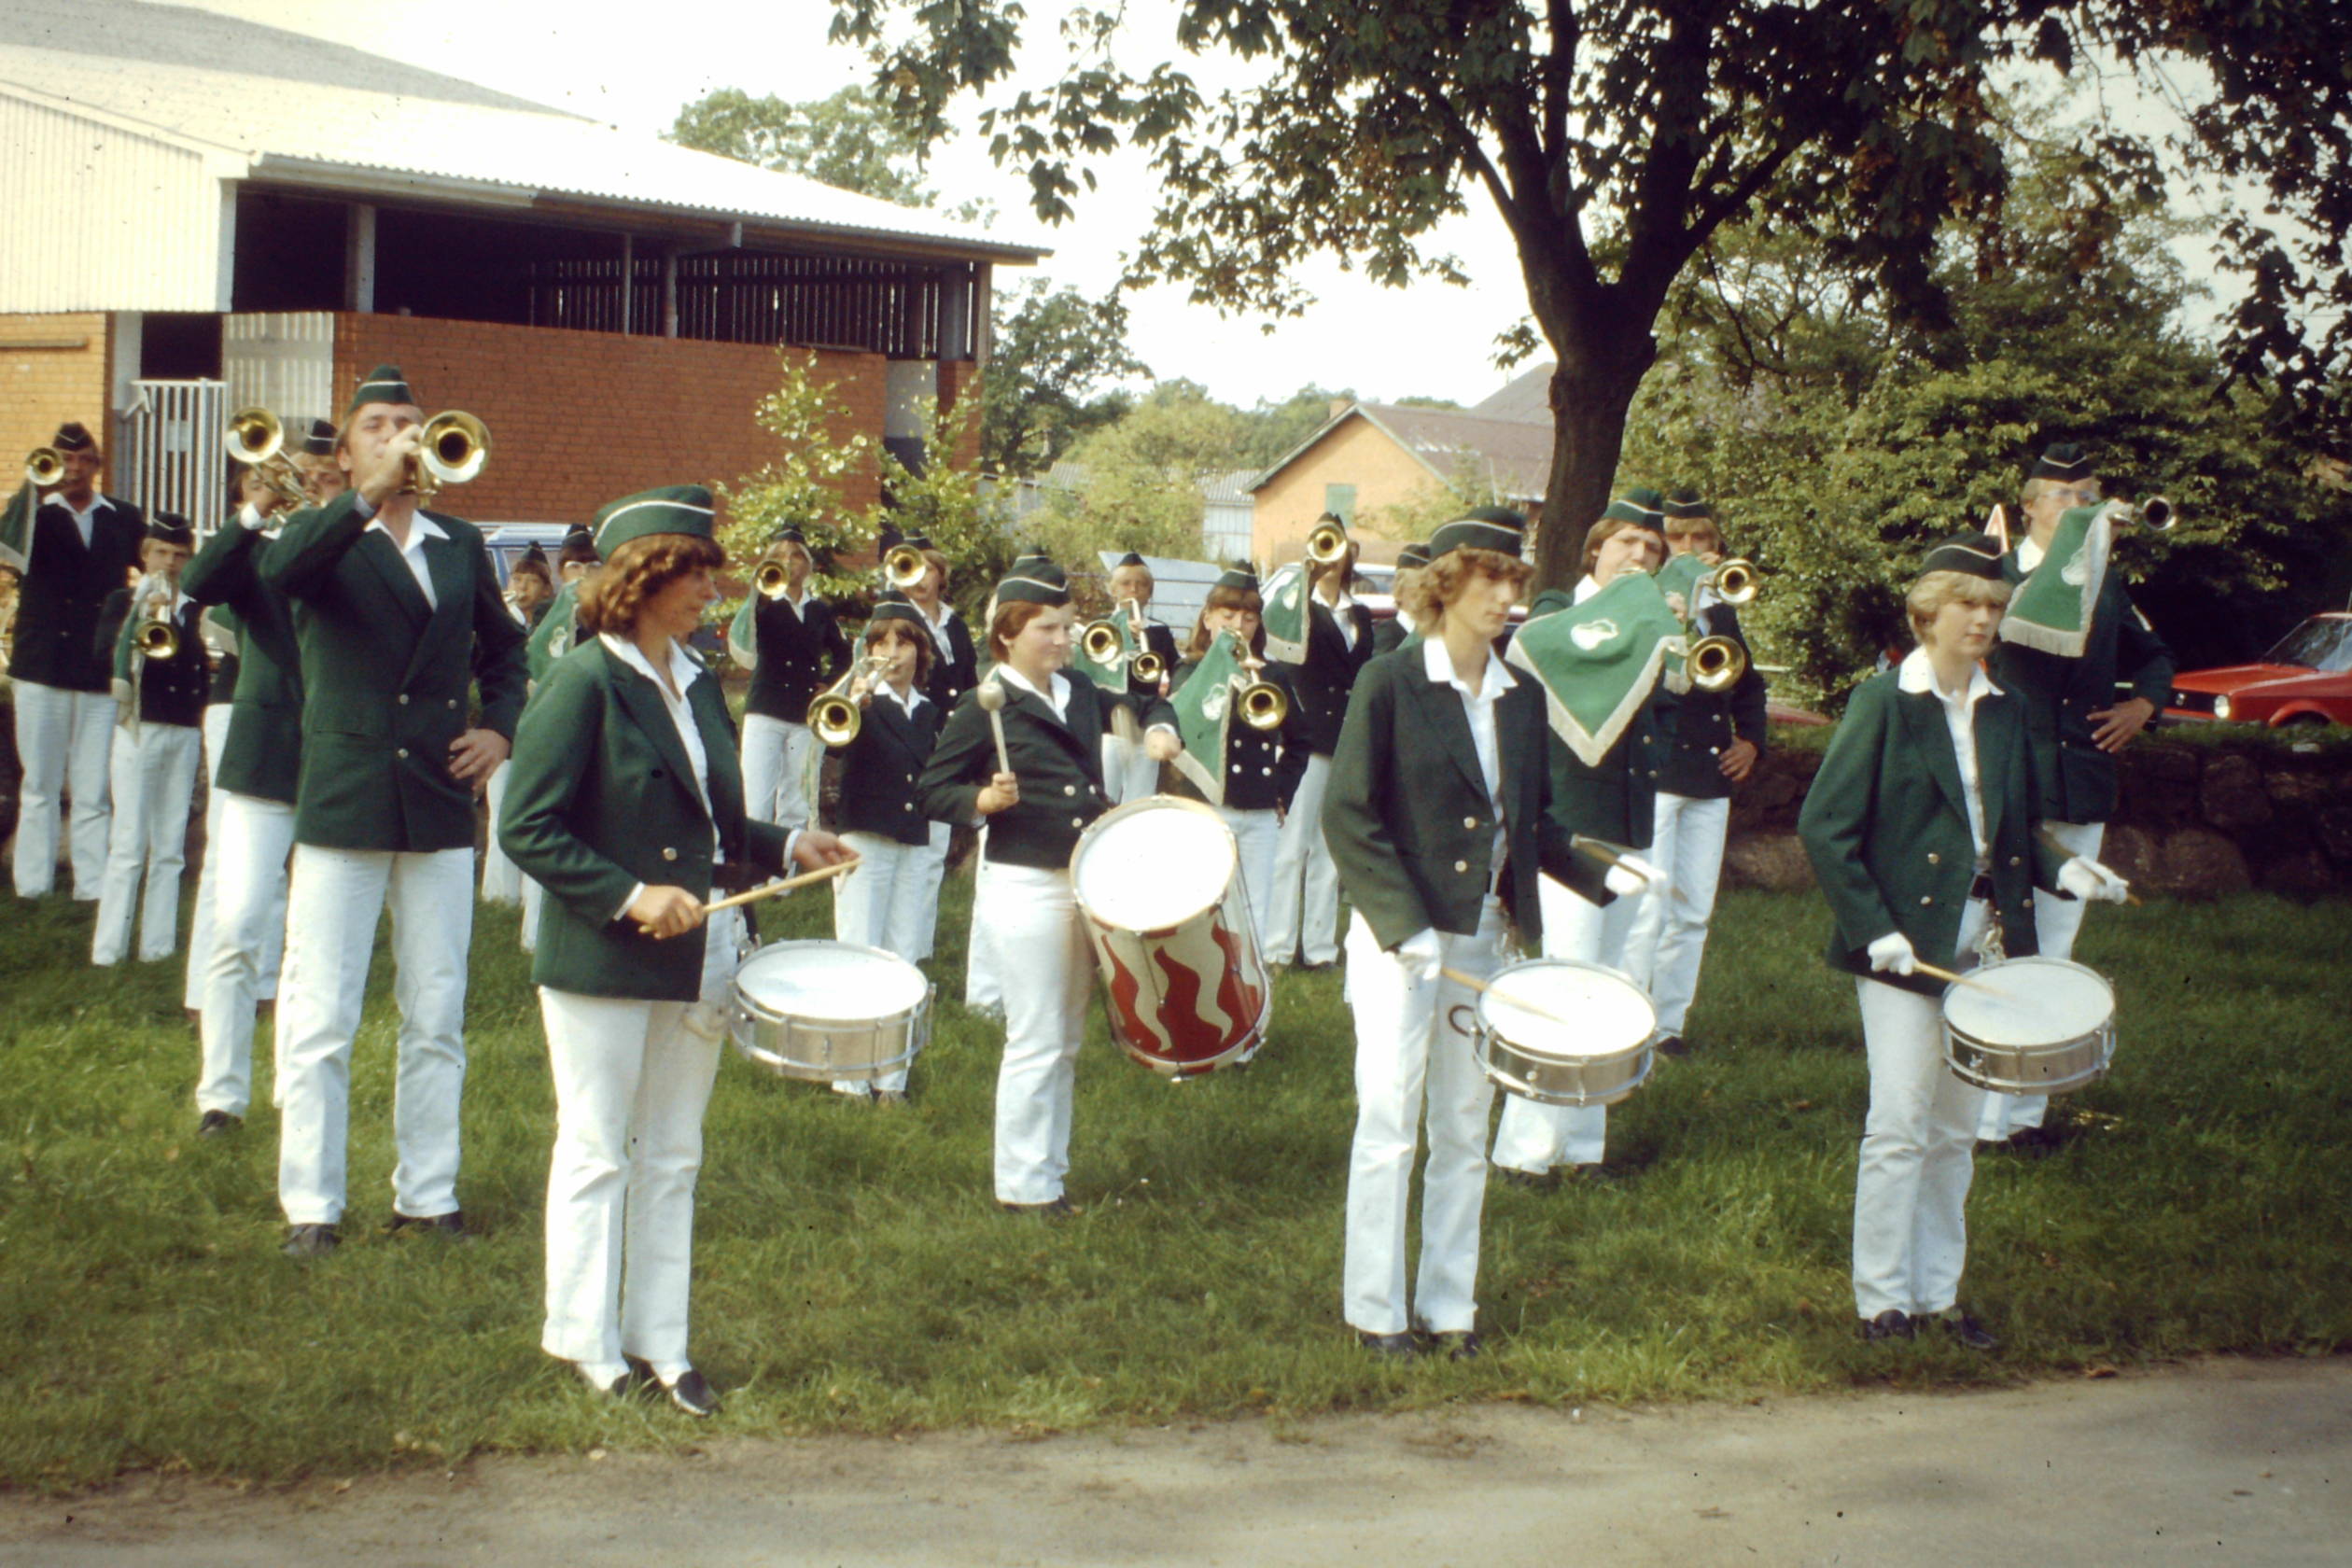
2263,618,2352,674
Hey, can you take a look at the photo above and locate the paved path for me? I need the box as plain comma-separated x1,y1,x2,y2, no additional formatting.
5,1358,2345,1566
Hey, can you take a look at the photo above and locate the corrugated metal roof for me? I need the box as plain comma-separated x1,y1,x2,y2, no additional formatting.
0,0,1048,263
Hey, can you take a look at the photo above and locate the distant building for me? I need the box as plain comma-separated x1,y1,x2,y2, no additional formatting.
995,460,1259,566
1245,370,1557,565
0,0,1045,532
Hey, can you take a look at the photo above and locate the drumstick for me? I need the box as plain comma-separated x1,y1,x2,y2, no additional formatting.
2037,824,2143,905
1912,959,2003,994
1437,967,1580,1029
975,678,1014,775
691,856,861,919
1570,833,1669,896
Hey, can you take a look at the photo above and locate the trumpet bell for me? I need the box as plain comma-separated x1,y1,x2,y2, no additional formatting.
807,693,861,748
1710,558,1757,605
754,561,792,600
1687,635,1748,693
883,543,929,590
1306,520,1351,567
25,446,65,488
224,406,285,468
135,621,179,660
418,411,490,486
1080,619,1126,665
2135,497,2175,532
1239,679,1287,730
1131,650,1166,685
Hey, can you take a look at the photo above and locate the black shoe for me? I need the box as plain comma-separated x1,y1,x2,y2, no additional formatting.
1654,1034,1688,1060
1356,1330,1422,1359
1000,1196,1078,1219
660,1368,720,1418
196,1110,240,1138
1858,1309,1913,1342
388,1210,469,1239
1933,1308,2000,1351
283,1223,340,1259
1491,1166,1557,1191
1432,1330,1482,1362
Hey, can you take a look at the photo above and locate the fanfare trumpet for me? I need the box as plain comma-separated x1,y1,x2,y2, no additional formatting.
2106,497,2176,531
882,542,929,591
805,653,893,747
1236,654,1288,731
1701,556,1757,606
754,560,794,599
1081,599,1167,684
25,446,65,488
223,407,311,511
405,411,490,504
1685,634,1748,693
133,581,179,661
1306,517,1351,567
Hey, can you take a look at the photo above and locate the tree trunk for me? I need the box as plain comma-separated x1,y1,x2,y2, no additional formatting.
1533,326,1657,592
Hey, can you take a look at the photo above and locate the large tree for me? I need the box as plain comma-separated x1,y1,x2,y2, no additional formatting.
982,278,1152,476
829,1,2352,588
669,84,934,206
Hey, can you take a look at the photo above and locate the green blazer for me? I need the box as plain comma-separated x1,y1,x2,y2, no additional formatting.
1322,645,1579,949
525,580,583,686
499,638,790,1001
183,520,304,805
1798,668,2072,998
259,493,529,853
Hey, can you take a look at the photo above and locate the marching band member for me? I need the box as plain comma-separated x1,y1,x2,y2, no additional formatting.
735,526,848,832
1099,551,1181,804
1621,492,1770,1059
515,532,597,956
1166,566,1305,933
89,517,205,966
501,484,850,1412
4,421,146,900
182,463,315,1137
959,547,1058,1020
1976,442,2174,1149
898,533,974,963
1370,541,1430,655
1489,494,1673,1184
1799,533,2126,1348
261,366,529,1259
1266,518,1374,970
1323,508,1575,1358
919,560,1172,1213
827,594,945,1103
481,549,556,908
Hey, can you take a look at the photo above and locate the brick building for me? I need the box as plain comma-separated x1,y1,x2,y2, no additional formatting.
0,0,1042,533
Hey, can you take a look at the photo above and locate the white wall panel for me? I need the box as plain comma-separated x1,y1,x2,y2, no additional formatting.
223,312,337,426
0,92,226,312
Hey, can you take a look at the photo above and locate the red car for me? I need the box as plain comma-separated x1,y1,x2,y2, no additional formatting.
2166,612,2352,729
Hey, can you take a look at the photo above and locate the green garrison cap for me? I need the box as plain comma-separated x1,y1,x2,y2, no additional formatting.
1919,532,2007,581
868,590,926,631
1599,486,1667,529
346,365,418,416
1429,506,1527,561
593,484,716,558
1394,541,1432,571
301,418,338,456
1214,564,1260,593
147,513,194,548
50,421,95,452
994,558,1070,608
2029,442,2093,483
1663,489,1710,521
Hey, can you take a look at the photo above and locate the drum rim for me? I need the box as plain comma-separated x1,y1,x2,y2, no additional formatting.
1475,955,1657,1057
1477,1031,1655,1106
735,938,933,1027
1069,793,1239,935
1939,953,2116,1035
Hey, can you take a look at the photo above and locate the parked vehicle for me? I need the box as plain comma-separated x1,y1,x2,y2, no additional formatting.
2166,612,2352,729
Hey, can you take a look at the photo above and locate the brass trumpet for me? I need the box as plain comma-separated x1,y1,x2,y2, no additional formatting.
1079,616,1126,667
1306,517,1351,567
1702,556,1757,606
1687,634,1748,693
754,560,794,600
882,542,929,590
406,411,490,503
805,654,892,747
1236,655,1287,730
2107,497,2176,531
25,446,64,488
133,584,179,661
1132,649,1167,684
223,407,311,511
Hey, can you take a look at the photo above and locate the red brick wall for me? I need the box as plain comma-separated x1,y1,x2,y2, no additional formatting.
0,313,112,475
331,315,889,526
940,358,983,469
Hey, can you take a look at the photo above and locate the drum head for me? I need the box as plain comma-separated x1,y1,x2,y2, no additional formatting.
1479,959,1655,1061
736,941,927,1022
1072,798,1236,931
1942,957,2114,1045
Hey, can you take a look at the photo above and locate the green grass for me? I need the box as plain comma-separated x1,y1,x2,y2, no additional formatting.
2,875,2348,1488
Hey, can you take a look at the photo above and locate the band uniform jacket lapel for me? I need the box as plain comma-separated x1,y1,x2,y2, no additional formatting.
398,524,470,693
355,524,434,635
604,648,712,828
1001,675,1105,782
1400,663,1491,806
1895,685,1973,835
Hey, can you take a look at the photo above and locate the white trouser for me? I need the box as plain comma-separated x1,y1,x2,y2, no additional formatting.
831,831,941,1095
1620,791,1729,1037
538,907,743,1380
195,791,298,1118
964,824,1001,1012
1343,900,1505,1336
11,679,115,899
1220,805,1281,946
910,819,949,962
1099,731,1161,806
480,761,522,904
1977,819,2104,1141
520,872,543,953
91,722,203,965
276,844,475,1226
183,704,233,1009
1265,752,1340,964
1488,874,1646,1173
1855,897,1992,1319
979,857,1094,1204
739,712,816,832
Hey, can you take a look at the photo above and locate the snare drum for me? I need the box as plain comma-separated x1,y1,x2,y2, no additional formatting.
1464,959,1657,1108
1939,955,2115,1096
730,940,931,1082
1070,796,1270,1076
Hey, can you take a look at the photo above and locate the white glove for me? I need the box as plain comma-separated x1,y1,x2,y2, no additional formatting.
2059,856,2131,903
1393,928,1444,986
1603,852,1665,898
1866,931,1918,975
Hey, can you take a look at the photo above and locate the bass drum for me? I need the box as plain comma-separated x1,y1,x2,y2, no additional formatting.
1070,795,1270,1077
1940,955,2115,1096
730,940,931,1083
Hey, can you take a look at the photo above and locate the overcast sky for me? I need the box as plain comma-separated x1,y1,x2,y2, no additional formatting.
179,0,2233,412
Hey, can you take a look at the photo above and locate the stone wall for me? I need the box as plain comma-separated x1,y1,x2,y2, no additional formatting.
1722,731,2352,899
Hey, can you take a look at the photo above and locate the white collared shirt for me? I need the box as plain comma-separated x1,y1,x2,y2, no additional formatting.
1421,635,1516,875
51,490,112,550
2016,536,2046,572
1573,573,1603,605
363,511,449,609
600,632,726,918
994,665,1070,722
876,679,928,720
915,598,958,660
1897,645,2000,860
1325,588,1361,651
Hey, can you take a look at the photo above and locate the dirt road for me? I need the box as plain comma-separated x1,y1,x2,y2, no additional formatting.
6,1358,2345,1566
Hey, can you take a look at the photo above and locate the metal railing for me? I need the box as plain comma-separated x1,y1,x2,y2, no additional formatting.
117,380,229,537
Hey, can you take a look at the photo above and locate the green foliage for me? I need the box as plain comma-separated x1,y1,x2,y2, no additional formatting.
668,84,935,207
1025,383,1244,571
875,394,1013,626
1233,385,1355,471
981,278,1150,478
719,353,875,609
5,875,2349,1486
